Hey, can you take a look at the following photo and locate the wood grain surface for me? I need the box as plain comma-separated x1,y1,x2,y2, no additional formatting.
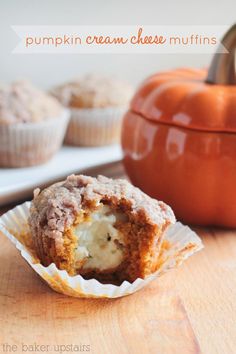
0,164,235,354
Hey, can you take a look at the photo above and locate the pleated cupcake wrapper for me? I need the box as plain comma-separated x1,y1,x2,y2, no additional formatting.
0,202,203,299
65,106,127,146
0,109,70,167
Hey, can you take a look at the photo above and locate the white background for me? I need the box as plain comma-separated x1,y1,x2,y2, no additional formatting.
0,0,235,89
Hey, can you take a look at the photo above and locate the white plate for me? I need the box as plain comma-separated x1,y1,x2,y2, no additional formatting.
0,144,122,206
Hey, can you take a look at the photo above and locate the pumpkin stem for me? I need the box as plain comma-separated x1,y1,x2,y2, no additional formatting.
206,24,236,85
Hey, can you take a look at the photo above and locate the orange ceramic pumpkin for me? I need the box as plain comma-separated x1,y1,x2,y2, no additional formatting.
121,25,236,227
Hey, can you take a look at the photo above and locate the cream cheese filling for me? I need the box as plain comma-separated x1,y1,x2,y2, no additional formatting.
74,204,125,271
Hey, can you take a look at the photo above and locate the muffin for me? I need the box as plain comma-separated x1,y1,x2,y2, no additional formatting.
28,174,175,284
51,75,133,146
0,80,69,167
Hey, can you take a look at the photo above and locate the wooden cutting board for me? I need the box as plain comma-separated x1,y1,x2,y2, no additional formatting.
0,164,236,354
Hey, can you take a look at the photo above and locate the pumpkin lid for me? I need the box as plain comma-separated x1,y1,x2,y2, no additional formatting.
131,25,236,133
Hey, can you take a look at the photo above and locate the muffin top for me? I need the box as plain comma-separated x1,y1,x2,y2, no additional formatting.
51,75,134,108
30,174,175,239
0,80,64,125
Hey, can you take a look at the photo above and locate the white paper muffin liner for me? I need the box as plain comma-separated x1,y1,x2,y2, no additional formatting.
0,202,203,298
65,107,127,146
0,109,70,167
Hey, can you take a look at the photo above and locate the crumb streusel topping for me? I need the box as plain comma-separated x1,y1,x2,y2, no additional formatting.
30,174,175,247
0,80,63,125
51,75,134,108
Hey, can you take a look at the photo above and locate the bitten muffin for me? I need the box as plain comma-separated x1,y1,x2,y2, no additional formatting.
28,174,175,284
51,75,133,146
0,80,69,167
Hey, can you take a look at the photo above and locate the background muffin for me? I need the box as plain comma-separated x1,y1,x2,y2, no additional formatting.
0,80,69,167
51,75,134,146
